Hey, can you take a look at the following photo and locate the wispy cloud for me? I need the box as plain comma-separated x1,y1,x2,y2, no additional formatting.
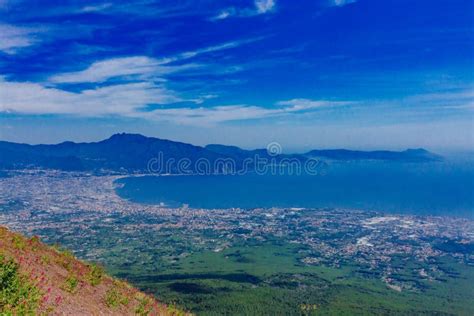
328,0,357,7
0,23,44,54
405,89,474,105
49,38,260,84
276,99,350,110
141,104,306,125
0,79,181,116
0,76,348,125
141,97,350,125
0,37,269,120
141,105,280,125
212,0,276,21
213,10,233,20
2,74,473,127
397,89,474,112
176,37,263,59
48,56,198,84
255,0,276,14
131,101,344,125
80,2,113,13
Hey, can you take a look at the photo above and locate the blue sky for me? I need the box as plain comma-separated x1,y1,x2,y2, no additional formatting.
0,0,473,151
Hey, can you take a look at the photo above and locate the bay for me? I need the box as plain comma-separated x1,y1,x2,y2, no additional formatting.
116,161,474,218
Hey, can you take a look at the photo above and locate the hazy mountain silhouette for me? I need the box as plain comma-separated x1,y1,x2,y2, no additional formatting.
0,133,442,173
305,148,442,162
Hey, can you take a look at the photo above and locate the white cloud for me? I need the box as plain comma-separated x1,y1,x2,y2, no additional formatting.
0,76,345,125
329,0,357,7
48,56,197,84
3,65,472,127
276,98,350,110
49,39,259,84
141,98,348,125
211,0,276,20
0,24,43,54
0,79,181,116
0,37,271,122
406,89,474,104
80,3,112,13
177,38,261,59
255,0,275,14
212,9,234,20
143,105,277,124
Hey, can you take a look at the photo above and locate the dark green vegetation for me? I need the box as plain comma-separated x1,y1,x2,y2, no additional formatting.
0,254,41,314
13,212,472,315
1,195,472,315
110,242,473,315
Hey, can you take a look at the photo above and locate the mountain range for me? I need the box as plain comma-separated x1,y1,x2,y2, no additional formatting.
0,133,442,173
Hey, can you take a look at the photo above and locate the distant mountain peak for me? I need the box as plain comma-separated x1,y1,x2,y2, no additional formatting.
404,148,429,153
0,134,443,173
106,133,150,142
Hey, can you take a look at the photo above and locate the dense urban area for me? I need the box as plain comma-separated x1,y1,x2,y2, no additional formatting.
1,170,473,314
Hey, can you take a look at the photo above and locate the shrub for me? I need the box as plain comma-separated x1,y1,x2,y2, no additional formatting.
0,254,41,314
105,287,129,308
41,255,50,265
11,236,26,250
135,294,153,316
29,236,41,251
54,246,76,271
62,276,79,294
86,263,104,286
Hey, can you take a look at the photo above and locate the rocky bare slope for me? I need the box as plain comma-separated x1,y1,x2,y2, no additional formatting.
0,226,188,315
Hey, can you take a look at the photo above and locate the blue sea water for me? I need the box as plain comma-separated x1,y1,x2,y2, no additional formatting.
115,161,474,218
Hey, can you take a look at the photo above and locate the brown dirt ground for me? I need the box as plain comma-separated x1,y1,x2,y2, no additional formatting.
0,226,190,315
